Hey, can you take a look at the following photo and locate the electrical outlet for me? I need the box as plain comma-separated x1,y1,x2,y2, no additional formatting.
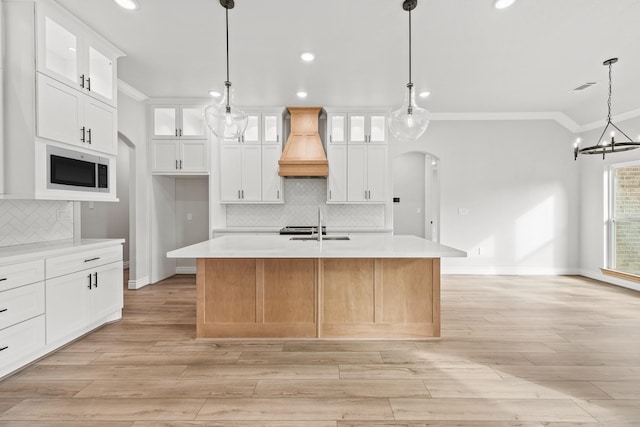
187,213,193,221
56,210,71,220
458,208,469,216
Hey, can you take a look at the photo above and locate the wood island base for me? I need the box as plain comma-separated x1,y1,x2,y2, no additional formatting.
196,257,440,339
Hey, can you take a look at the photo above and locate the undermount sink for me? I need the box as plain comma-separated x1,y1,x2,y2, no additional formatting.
289,236,350,241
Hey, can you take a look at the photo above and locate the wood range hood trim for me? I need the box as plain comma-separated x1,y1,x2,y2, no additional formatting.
278,107,328,177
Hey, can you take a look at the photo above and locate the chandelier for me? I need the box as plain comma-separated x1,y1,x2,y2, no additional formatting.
574,58,640,160
204,0,248,141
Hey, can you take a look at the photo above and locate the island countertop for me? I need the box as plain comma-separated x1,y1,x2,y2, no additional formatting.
167,234,466,259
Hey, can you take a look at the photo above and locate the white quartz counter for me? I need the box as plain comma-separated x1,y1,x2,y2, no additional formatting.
0,238,125,265
167,235,466,259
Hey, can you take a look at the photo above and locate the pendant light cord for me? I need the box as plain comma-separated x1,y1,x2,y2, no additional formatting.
408,8,412,86
225,5,231,112
607,61,612,124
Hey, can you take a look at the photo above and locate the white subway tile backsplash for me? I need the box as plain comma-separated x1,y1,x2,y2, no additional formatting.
226,178,384,227
0,200,74,247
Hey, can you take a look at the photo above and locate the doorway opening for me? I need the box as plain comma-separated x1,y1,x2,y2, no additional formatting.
392,151,440,241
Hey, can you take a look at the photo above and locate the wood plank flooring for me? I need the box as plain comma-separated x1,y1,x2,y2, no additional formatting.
1,273,640,425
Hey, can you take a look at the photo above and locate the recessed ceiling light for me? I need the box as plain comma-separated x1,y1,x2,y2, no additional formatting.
494,0,516,9
208,90,221,98
419,91,431,98
300,52,315,62
114,0,139,11
296,91,308,99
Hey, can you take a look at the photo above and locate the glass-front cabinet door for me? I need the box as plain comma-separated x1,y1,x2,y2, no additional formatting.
180,106,206,138
349,114,367,143
262,114,281,145
37,3,83,90
152,107,179,138
86,35,116,106
369,114,387,143
328,113,347,144
241,114,260,144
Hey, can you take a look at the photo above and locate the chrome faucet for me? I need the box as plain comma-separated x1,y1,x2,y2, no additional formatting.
317,206,323,243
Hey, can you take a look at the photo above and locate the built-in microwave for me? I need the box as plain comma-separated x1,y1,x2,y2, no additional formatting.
47,146,109,193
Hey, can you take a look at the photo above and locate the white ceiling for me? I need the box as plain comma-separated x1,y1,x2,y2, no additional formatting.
57,0,640,126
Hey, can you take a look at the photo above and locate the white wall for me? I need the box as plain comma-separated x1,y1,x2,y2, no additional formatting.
117,91,149,288
175,177,209,272
150,176,176,283
391,120,580,275
578,116,640,291
80,139,130,262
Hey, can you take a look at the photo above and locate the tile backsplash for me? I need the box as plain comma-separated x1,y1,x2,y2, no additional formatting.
226,179,385,227
0,200,74,247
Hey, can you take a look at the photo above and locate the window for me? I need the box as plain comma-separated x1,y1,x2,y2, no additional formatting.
608,162,640,277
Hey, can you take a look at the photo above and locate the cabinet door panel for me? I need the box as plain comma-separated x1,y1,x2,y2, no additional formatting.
86,36,116,106
84,97,117,155
327,145,347,202
241,146,262,201
37,3,82,90
0,282,45,330
219,145,242,201
151,141,179,173
91,262,123,322
181,107,206,138
263,114,281,144
180,141,208,173
243,114,260,144
0,316,45,370
37,74,83,146
366,145,387,202
152,107,178,138
46,270,91,344
349,115,366,143
261,145,282,202
369,114,387,143
347,145,367,202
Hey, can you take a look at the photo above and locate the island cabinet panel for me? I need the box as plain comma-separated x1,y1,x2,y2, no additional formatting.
196,258,317,338
320,258,440,339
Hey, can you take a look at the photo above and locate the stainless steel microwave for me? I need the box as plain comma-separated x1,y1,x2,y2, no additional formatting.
47,146,109,193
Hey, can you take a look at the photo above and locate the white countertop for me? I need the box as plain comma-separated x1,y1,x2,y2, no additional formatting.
0,238,125,265
167,235,466,259
212,227,394,234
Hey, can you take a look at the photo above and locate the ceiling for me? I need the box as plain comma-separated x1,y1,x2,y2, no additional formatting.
57,0,640,126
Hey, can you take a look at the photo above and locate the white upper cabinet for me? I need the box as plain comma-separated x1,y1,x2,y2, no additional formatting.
327,144,347,202
36,0,120,107
348,112,387,144
152,105,206,139
151,140,209,174
347,144,387,203
328,113,347,144
262,113,282,145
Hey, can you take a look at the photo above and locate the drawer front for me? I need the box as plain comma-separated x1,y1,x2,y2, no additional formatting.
0,259,45,292
0,282,46,331
46,245,122,279
0,315,45,368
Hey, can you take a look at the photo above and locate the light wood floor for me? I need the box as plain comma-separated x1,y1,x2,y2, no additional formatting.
1,273,639,426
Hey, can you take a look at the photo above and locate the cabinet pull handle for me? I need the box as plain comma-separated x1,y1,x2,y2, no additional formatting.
176,160,179,170
87,128,92,144
277,190,280,199
86,77,91,91
84,257,100,263
179,129,183,137
87,274,92,289
277,134,280,142
179,160,183,169
0,308,7,313
0,277,7,282
329,135,333,143
0,346,8,352
94,272,98,288
329,190,332,200
175,129,178,137
241,190,244,199
238,190,241,199
80,74,85,89
81,127,86,142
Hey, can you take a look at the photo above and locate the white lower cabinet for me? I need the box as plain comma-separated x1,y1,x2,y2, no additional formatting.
151,140,209,174
0,316,45,370
46,261,123,345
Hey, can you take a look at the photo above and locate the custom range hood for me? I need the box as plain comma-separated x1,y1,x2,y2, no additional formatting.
278,107,328,177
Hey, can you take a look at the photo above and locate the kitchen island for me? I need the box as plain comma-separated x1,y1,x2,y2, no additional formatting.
168,235,465,339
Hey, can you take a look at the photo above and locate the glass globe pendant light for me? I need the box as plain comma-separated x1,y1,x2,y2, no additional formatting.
389,0,430,142
205,0,248,141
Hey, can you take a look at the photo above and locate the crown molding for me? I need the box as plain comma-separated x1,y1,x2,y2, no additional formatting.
578,108,640,133
430,112,581,133
118,79,148,102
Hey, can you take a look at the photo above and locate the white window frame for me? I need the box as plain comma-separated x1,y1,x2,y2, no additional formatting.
607,160,640,274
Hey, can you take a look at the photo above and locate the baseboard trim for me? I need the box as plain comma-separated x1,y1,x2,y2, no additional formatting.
128,275,150,290
176,267,197,274
123,261,130,270
441,267,581,275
